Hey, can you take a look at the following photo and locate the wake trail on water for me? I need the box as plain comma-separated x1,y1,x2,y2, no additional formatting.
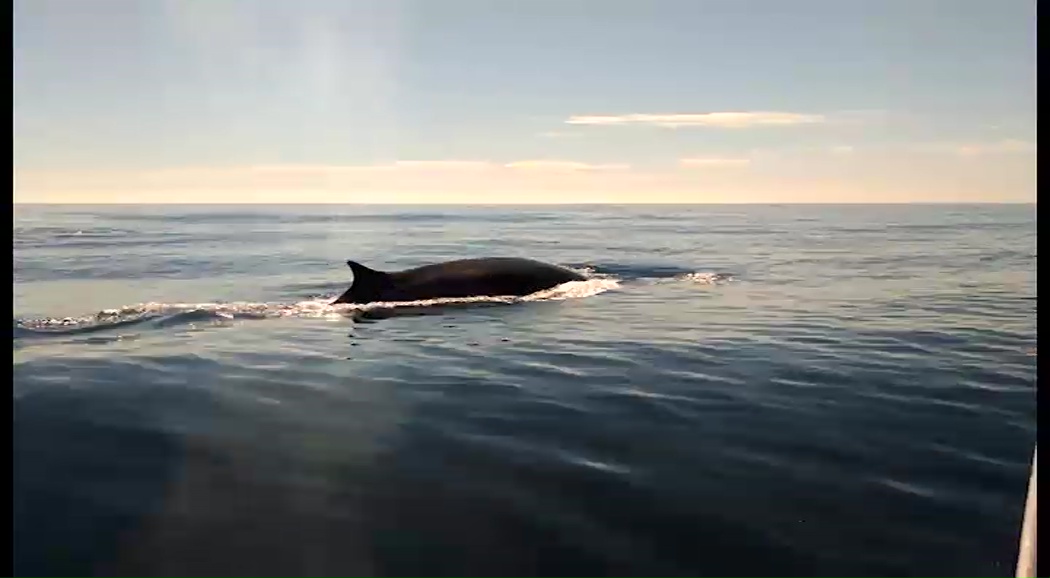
14,268,733,339
14,279,619,338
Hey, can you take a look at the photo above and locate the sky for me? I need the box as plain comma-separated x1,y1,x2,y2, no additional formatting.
13,0,1037,204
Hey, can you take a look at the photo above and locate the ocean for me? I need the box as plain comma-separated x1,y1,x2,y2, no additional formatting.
13,203,1037,576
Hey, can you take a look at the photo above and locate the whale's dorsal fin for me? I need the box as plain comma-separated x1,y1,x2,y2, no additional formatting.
347,260,393,287
347,260,384,279
348,260,394,292
332,260,394,304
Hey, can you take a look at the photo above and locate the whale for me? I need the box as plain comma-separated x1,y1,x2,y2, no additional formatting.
331,257,587,305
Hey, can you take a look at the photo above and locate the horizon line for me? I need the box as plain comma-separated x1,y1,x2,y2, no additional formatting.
13,201,1036,207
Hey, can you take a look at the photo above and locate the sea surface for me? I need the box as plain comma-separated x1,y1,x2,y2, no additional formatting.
13,203,1037,577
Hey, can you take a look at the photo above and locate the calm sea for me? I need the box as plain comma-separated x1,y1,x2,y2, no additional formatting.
13,203,1037,576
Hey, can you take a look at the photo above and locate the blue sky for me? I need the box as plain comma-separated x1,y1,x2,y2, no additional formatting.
14,0,1036,203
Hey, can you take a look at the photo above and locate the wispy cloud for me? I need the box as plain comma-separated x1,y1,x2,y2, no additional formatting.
387,160,495,171
249,160,633,173
898,139,1036,157
15,154,1035,204
753,139,1034,159
679,157,751,168
566,111,826,128
15,160,636,202
953,139,1036,156
537,131,580,139
234,161,495,174
504,160,629,171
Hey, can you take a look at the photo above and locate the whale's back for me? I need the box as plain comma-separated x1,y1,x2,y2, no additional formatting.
388,257,584,301
333,257,585,304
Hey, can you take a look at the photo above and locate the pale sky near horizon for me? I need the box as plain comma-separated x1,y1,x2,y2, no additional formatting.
14,0,1036,204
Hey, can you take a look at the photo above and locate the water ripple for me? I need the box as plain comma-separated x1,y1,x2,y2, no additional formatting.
12,204,1036,577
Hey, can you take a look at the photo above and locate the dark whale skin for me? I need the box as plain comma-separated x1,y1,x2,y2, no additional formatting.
332,257,587,305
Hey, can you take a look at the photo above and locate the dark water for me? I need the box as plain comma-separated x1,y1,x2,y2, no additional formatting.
13,204,1037,577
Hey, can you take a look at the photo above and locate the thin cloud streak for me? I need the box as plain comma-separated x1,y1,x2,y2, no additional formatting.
389,160,494,171
679,157,751,168
14,146,1035,204
566,111,826,128
880,139,1037,156
537,131,580,139
953,139,1036,156
504,160,630,171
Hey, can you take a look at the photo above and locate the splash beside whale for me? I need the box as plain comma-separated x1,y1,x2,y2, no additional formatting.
331,257,588,305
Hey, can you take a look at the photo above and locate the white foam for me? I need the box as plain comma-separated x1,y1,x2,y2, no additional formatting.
17,278,621,331
680,272,734,285
17,273,736,333
330,278,621,312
